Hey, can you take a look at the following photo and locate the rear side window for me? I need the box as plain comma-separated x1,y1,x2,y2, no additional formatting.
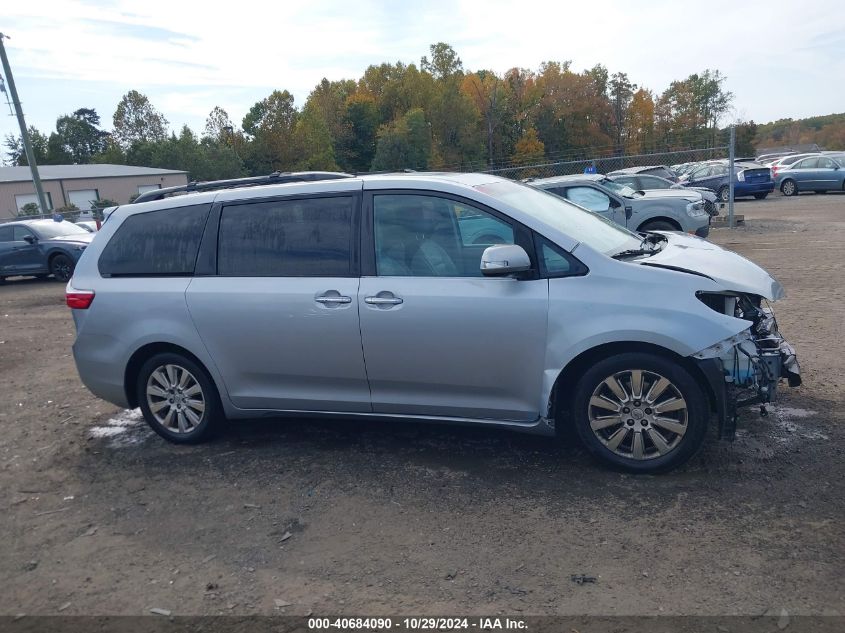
98,204,211,277
217,196,354,277
0,226,12,242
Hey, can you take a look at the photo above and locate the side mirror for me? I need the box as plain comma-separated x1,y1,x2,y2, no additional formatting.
23,235,37,244
480,244,531,277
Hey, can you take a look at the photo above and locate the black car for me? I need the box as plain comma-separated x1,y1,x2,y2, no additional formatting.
0,219,94,283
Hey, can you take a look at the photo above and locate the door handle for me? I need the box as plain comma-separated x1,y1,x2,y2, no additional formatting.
315,295,352,304
365,296,403,305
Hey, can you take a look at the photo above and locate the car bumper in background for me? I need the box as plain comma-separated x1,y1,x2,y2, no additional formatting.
736,182,775,196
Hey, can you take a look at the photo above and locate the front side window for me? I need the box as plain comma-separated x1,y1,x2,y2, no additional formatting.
566,186,612,212
477,180,641,256
13,226,34,241
218,196,354,277
98,204,211,277
373,194,514,277
640,176,671,189
612,176,639,189
817,158,835,169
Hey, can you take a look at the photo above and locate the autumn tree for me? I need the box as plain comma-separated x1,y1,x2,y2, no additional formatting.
112,90,169,149
462,71,506,165
625,88,655,153
513,127,545,165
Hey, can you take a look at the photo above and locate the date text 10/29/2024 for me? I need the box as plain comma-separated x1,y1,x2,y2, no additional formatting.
308,617,528,630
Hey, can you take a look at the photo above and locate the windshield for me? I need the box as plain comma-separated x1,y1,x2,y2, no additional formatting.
475,180,641,255
598,178,639,198
31,221,89,239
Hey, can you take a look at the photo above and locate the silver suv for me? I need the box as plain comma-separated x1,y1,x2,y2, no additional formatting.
68,172,800,472
529,174,711,236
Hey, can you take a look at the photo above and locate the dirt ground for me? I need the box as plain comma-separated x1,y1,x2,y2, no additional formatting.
0,192,843,618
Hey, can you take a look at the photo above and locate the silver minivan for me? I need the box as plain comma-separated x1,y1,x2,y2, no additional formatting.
68,172,800,472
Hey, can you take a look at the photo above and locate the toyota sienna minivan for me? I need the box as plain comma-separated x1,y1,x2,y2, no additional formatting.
67,172,800,472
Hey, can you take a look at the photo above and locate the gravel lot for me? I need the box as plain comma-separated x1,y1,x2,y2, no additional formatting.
0,192,843,617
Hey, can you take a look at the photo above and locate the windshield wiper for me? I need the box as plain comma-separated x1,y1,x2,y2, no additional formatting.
611,248,655,260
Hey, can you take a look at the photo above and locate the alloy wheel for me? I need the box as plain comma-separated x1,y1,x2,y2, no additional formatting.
146,364,206,433
782,180,796,196
588,369,688,461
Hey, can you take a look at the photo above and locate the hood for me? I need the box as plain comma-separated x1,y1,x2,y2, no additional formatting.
674,185,717,201
638,232,784,300
48,232,95,245
638,189,702,203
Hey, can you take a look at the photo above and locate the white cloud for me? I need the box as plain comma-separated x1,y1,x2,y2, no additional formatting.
2,0,843,138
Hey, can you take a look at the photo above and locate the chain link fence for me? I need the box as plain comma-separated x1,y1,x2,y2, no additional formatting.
474,146,729,181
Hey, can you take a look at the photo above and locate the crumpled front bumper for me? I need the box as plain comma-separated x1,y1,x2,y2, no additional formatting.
692,326,801,440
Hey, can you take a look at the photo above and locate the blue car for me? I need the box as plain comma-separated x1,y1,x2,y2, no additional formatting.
681,161,775,202
774,155,845,196
0,219,94,283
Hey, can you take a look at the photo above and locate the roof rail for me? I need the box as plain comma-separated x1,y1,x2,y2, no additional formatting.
131,171,355,204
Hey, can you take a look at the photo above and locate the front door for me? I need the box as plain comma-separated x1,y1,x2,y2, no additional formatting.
358,192,548,421
186,193,371,412
0,226,43,274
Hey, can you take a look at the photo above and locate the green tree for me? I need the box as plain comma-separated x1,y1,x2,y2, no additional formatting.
242,90,299,174
47,108,109,164
609,73,636,153
112,90,169,150
421,42,463,81
342,93,380,172
371,108,432,171
4,127,49,166
19,202,41,216
292,110,339,171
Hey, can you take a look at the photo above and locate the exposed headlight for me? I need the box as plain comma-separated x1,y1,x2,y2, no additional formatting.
686,201,706,216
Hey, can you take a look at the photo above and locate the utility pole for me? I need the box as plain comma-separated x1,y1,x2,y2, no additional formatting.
0,33,49,214
728,124,735,229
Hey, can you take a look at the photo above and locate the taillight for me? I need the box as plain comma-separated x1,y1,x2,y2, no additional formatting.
66,290,95,309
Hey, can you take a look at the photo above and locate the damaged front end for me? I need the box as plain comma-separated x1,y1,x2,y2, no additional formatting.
692,292,801,440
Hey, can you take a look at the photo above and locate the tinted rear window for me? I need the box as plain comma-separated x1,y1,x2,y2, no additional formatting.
217,196,354,277
98,204,211,277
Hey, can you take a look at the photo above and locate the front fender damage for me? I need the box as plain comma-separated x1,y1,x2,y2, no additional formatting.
691,307,801,440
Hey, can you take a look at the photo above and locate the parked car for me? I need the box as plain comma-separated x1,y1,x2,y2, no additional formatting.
609,165,680,183
680,161,775,201
75,220,99,233
68,171,800,472
606,172,720,217
528,174,711,236
774,155,845,196
770,153,819,180
0,219,94,283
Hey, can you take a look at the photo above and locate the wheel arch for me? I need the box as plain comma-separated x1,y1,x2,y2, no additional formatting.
124,342,212,409
636,216,681,231
547,341,718,431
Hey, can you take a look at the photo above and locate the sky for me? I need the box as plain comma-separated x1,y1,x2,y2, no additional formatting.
1,0,844,142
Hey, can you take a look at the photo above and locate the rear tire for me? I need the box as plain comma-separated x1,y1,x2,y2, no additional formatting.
50,254,74,282
639,220,678,232
136,352,222,444
571,352,709,473
753,193,768,200
781,179,797,196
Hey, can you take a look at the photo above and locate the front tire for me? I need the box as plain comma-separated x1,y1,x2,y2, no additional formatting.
50,254,75,282
718,186,729,202
571,353,708,473
781,179,797,196
136,353,222,444
753,193,768,200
